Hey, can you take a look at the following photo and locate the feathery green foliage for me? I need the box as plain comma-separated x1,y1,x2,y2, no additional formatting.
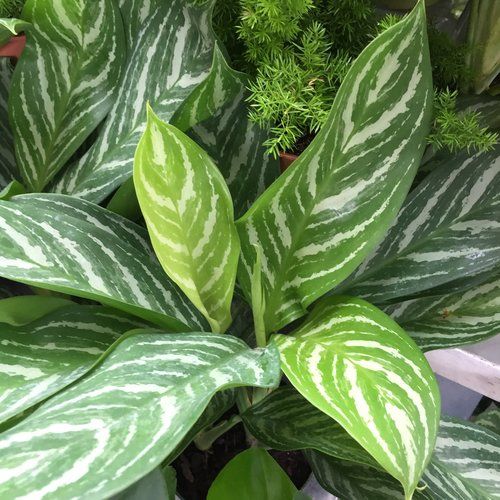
0,0,24,18
247,24,350,157
428,89,498,153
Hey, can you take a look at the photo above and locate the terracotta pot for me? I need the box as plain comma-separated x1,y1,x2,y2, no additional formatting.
279,152,298,173
0,35,26,59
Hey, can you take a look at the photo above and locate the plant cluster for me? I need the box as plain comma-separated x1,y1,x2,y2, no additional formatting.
0,1,499,499
0,0,23,17
210,0,497,156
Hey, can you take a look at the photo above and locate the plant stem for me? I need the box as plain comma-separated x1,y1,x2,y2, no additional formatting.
193,415,242,451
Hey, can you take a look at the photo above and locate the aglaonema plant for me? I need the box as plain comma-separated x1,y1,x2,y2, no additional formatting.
0,1,499,499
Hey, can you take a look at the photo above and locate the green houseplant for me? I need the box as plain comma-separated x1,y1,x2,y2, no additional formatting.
0,0,499,498
209,0,498,162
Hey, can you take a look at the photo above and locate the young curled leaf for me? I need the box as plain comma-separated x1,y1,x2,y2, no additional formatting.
134,107,240,333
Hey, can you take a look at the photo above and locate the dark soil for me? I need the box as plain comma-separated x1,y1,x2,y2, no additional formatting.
290,133,316,156
172,419,311,499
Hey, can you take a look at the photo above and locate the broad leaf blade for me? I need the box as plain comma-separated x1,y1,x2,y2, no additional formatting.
52,0,215,202
9,0,125,190
0,303,146,424
343,145,500,303
0,332,280,498
307,415,500,500
173,46,280,218
0,59,17,188
207,448,298,500
242,387,380,470
236,3,433,332
385,273,500,350
274,296,440,496
473,404,500,435
433,418,500,498
306,452,431,500
0,194,208,330
134,108,240,333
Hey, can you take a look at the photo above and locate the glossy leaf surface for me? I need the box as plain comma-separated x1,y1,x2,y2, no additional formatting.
274,296,440,496
242,387,380,470
207,448,298,500
175,46,280,218
385,272,500,350
0,304,145,424
237,4,432,332
134,109,240,333
9,0,125,190
344,146,500,303
0,332,280,498
307,416,500,500
0,194,207,330
53,0,215,202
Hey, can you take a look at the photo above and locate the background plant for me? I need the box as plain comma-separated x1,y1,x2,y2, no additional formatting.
208,0,498,156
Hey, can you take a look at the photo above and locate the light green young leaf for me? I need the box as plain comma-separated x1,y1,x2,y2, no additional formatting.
273,296,440,497
384,272,500,351
0,17,30,46
207,448,298,500
0,59,17,189
134,108,240,333
0,332,280,498
52,0,215,203
0,180,25,200
0,304,146,424
236,3,433,333
342,145,500,303
173,46,280,217
0,194,208,331
0,295,70,325
9,0,125,191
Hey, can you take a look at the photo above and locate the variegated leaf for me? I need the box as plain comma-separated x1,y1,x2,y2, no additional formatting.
0,18,30,45
173,45,280,217
273,296,440,497
474,404,500,435
242,387,380,470
0,303,146,424
52,0,215,203
0,332,280,498
306,451,431,500
236,3,432,333
385,273,500,350
307,416,500,500
9,0,125,191
165,390,236,464
432,417,500,498
0,194,208,330
0,58,17,188
117,0,159,50
343,145,500,303
134,108,240,333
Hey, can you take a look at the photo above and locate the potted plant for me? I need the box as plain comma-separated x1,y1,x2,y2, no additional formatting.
0,0,498,498
209,0,498,171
